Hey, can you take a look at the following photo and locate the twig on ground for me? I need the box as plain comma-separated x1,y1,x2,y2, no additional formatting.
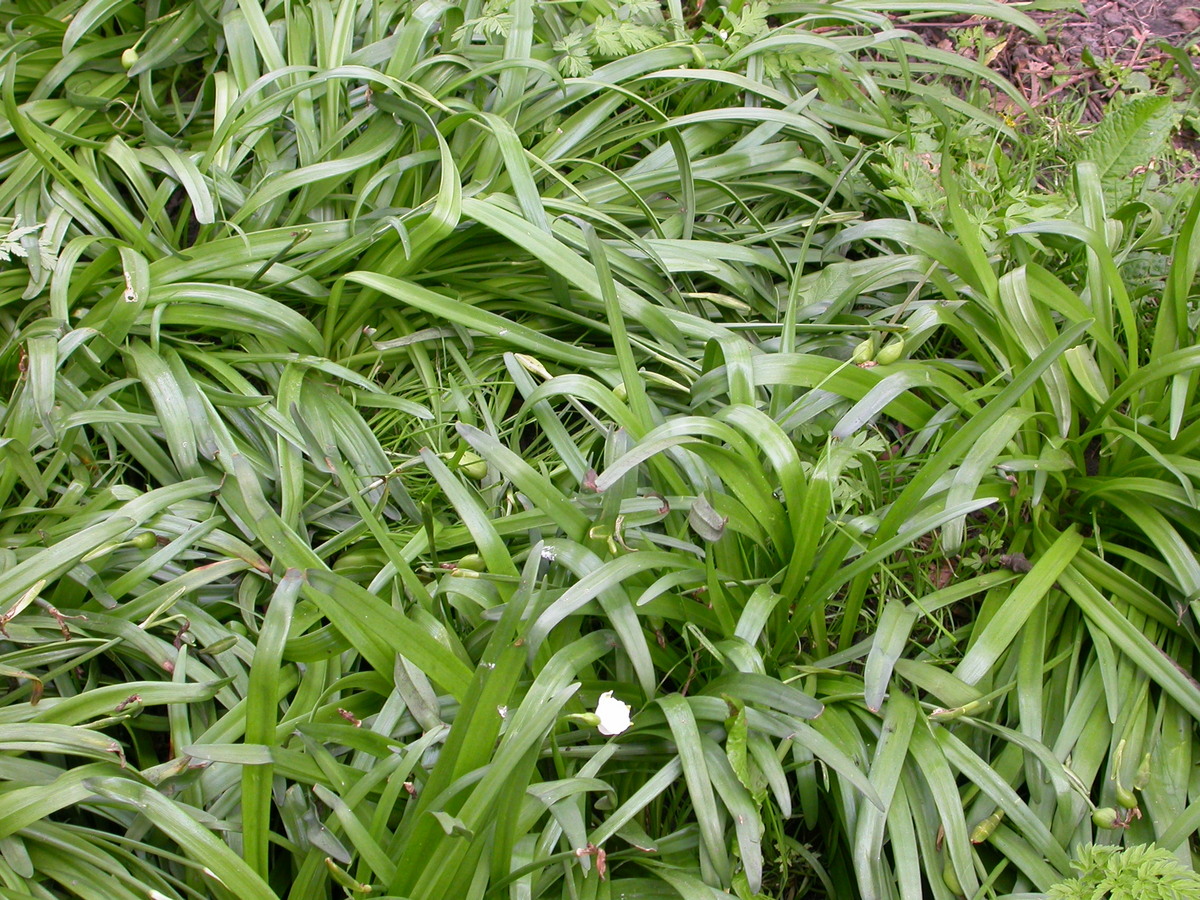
1033,72,1093,107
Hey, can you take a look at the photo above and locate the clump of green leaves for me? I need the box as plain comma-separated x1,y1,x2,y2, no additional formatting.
457,0,676,77
4,0,1199,898
1048,844,1200,900
708,0,771,51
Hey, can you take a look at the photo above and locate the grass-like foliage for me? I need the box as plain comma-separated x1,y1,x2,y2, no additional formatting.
0,0,1198,898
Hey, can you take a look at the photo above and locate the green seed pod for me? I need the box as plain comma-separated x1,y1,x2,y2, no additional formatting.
130,531,157,550
1115,784,1138,810
970,810,1004,844
875,337,905,366
333,545,387,569
612,382,628,401
942,860,964,896
850,337,876,364
442,450,487,481
458,450,487,481
199,635,239,656
1092,807,1119,829
455,554,485,572
121,48,139,69
929,697,990,721
333,544,389,583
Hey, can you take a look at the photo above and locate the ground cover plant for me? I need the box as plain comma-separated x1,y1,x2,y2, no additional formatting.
0,0,1198,898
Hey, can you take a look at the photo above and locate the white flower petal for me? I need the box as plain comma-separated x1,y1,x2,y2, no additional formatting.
595,690,632,736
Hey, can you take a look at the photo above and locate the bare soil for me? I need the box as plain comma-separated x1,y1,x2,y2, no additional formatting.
904,0,1200,172
911,1,1197,114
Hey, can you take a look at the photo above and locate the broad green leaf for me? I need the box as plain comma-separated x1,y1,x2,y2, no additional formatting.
1077,95,1174,196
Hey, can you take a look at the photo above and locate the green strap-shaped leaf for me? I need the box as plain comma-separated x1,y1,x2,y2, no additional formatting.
955,527,1082,686
658,694,730,885
303,569,472,700
84,776,279,900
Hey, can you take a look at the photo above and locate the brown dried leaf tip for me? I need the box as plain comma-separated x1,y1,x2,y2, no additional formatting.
574,843,607,879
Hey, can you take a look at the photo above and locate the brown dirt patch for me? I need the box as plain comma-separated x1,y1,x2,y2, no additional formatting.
911,1,1198,117
904,1,1200,175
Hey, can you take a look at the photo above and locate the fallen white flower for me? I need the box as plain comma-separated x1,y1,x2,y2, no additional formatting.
595,691,632,736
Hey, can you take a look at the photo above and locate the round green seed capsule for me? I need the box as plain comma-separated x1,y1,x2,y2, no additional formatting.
455,554,485,572
1092,807,1119,829
333,545,387,570
1115,784,1138,810
458,451,487,481
130,531,157,550
442,450,487,481
942,861,964,896
850,337,876,364
875,337,905,366
333,544,388,583
121,48,139,70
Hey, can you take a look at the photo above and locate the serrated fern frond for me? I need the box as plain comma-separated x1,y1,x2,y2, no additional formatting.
1048,844,1200,900
554,30,594,77
591,18,665,56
